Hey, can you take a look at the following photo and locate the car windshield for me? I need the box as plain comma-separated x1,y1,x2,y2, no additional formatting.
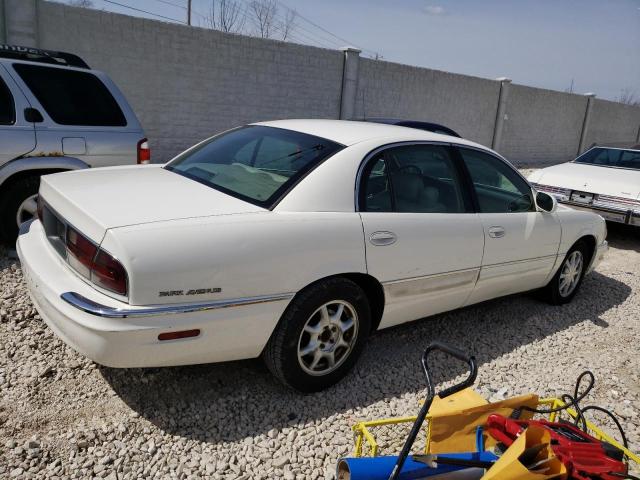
574,147,640,170
166,126,343,208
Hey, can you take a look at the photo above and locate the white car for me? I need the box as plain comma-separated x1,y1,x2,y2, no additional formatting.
529,145,640,226
17,120,608,391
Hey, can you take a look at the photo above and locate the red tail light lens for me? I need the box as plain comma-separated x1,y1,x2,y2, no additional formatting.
64,226,128,296
91,249,127,296
66,226,98,278
137,138,151,164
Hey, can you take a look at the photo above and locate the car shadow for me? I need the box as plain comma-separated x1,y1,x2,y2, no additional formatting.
99,271,630,444
605,222,640,253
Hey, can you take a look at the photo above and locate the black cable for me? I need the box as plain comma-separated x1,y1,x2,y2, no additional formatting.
517,370,631,463
610,473,640,480
581,405,629,450
519,370,595,416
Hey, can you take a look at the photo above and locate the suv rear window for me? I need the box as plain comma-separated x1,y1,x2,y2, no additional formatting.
0,76,15,125
13,64,126,126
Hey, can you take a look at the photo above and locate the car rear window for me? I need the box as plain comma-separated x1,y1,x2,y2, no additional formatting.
166,126,343,208
13,63,126,126
0,76,15,125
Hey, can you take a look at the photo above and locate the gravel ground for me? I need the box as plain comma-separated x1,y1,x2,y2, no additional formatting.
1,182,639,478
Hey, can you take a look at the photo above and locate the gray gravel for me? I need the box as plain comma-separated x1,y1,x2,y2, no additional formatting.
1,197,639,478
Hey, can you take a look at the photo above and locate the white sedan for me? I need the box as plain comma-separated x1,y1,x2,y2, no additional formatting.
17,120,608,391
529,145,640,226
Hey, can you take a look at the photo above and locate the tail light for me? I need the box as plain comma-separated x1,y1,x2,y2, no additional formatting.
65,226,127,296
137,138,151,164
66,226,97,278
91,250,128,296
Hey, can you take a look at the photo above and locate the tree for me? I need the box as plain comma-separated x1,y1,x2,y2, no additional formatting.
249,0,278,38
69,0,94,7
564,78,575,94
617,88,640,107
206,0,246,33
280,8,297,40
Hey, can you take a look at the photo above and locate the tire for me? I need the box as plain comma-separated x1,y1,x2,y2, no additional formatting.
263,277,371,392
542,240,589,305
0,175,40,246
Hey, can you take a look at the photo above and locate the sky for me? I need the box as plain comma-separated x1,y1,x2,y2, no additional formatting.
67,0,639,101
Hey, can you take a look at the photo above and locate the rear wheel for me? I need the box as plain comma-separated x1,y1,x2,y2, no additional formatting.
0,175,40,245
263,277,371,392
542,240,589,305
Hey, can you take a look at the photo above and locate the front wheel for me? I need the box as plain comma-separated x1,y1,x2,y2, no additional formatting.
542,241,589,305
263,277,371,392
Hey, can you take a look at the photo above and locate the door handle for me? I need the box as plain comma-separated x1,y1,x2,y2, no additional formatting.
369,231,397,246
488,226,505,238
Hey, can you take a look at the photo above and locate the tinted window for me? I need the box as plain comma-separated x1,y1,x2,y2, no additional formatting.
0,76,15,125
361,144,466,213
575,147,640,170
13,64,126,126
166,126,342,208
459,148,533,213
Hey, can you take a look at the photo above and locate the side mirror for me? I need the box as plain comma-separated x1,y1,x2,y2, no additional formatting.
536,191,557,213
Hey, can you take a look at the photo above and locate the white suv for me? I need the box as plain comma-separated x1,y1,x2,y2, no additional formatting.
0,44,149,243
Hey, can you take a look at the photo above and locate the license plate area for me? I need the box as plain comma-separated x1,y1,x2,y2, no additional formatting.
570,191,594,204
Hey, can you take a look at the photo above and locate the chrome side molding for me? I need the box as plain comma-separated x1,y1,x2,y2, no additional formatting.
60,291,295,318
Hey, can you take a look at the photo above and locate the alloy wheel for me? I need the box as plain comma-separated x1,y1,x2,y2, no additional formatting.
16,194,38,227
297,300,358,376
559,250,583,297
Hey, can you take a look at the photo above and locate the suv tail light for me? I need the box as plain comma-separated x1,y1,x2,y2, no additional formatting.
137,138,151,164
65,226,127,296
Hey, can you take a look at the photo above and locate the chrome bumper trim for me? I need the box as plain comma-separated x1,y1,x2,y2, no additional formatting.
559,201,640,224
60,291,295,318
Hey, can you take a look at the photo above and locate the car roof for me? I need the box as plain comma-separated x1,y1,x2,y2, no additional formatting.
252,119,482,149
364,118,461,138
589,143,640,152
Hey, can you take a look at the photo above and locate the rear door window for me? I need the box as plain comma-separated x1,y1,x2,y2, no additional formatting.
0,76,15,125
13,63,126,126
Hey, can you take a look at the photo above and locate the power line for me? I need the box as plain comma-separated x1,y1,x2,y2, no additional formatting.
148,0,187,10
100,0,186,23
278,0,379,57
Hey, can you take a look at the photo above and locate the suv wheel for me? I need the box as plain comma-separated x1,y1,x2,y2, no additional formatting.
263,277,371,392
0,175,40,245
542,240,589,305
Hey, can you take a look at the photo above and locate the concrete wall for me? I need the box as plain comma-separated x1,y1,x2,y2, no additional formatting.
500,84,589,165
37,1,344,161
5,0,640,164
586,99,640,148
355,59,501,146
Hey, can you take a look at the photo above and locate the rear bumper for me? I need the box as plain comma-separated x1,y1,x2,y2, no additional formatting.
560,201,640,226
17,220,292,368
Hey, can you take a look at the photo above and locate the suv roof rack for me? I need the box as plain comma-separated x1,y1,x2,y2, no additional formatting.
0,44,90,69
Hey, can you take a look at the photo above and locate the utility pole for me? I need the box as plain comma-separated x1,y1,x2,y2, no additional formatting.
187,0,192,25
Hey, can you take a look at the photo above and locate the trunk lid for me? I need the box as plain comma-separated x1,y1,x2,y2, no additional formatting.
39,165,265,242
534,162,640,199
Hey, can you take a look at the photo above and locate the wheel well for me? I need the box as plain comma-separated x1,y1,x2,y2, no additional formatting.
0,169,66,194
296,273,385,332
575,235,596,266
